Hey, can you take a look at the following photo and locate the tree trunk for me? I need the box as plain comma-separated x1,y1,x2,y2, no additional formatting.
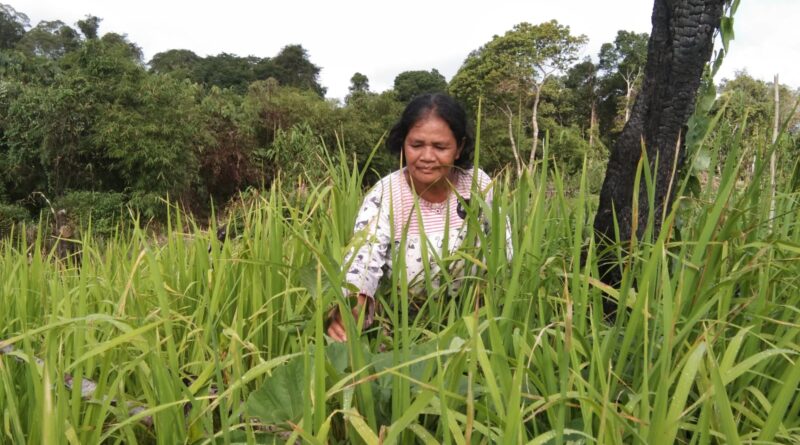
502,105,523,177
590,101,597,149
623,72,634,123
593,0,725,288
769,74,779,230
529,79,545,169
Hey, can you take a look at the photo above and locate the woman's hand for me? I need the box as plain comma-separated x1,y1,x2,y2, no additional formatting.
326,293,373,342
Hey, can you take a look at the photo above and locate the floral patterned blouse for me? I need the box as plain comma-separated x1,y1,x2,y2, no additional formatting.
343,167,512,308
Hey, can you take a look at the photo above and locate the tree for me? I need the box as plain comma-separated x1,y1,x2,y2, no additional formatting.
99,32,143,63
708,71,800,178
450,21,587,175
337,90,404,181
597,30,649,138
148,49,202,78
193,52,257,92
242,79,334,154
520,21,587,166
593,0,727,289
393,69,447,103
0,3,29,50
15,20,81,59
345,72,371,105
348,72,369,95
450,43,530,175
76,15,101,40
2,37,153,196
563,58,600,148
196,86,259,204
718,71,800,139
255,44,326,97
2,37,201,204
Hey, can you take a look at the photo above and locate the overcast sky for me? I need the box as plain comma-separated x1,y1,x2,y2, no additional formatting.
8,0,800,101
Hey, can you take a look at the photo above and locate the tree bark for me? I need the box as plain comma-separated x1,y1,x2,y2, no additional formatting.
502,104,523,177
622,68,641,124
529,77,547,169
590,101,597,149
769,74,779,230
593,0,725,288
530,61,560,170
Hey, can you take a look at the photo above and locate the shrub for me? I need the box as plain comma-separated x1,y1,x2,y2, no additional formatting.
0,202,30,238
264,123,327,183
53,191,127,237
127,191,168,224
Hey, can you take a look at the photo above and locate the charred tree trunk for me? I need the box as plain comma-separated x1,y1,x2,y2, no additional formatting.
593,0,725,291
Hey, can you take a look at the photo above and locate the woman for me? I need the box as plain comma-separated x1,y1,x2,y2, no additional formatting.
327,93,510,342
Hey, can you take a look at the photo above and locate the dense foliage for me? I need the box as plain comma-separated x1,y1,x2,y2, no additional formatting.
6,4,794,228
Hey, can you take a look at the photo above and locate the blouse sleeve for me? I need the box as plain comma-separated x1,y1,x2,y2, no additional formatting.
343,182,392,298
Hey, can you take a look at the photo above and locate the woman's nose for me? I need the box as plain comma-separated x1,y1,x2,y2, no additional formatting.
420,146,435,161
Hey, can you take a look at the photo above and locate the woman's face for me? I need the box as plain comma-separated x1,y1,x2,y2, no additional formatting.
403,114,462,191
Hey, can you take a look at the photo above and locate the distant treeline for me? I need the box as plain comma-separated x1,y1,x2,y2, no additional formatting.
1,4,797,231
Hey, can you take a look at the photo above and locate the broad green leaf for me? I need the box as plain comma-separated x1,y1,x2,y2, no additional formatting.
245,356,306,425
720,17,735,52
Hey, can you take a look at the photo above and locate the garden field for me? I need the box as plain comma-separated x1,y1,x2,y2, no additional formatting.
1,137,799,444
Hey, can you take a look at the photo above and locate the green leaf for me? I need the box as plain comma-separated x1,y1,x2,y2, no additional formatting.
326,341,350,374
298,261,333,299
757,354,800,442
720,17,735,52
382,390,435,444
692,148,711,172
731,0,741,15
684,175,700,198
708,350,743,445
345,409,380,444
649,342,707,444
408,423,441,445
245,356,307,425
696,78,717,114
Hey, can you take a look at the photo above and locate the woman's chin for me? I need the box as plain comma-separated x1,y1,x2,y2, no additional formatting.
412,174,441,187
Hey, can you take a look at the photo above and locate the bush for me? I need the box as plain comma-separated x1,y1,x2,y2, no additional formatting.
53,191,127,237
264,123,328,183
547,125,608,194
127,191,169,224
0,202,30,238
197,87,261,206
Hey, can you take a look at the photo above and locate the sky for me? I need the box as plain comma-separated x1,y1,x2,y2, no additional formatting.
8,0,800,101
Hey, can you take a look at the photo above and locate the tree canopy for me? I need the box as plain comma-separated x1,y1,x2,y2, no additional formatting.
149,44,326,96
450,20,588,174
0,4,28,50
393,69,447,103
597,30,649,138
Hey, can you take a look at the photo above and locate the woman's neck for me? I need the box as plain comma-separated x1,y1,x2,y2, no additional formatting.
405,170,458,203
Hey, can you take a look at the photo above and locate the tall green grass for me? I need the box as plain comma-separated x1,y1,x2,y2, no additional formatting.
1,123,799,444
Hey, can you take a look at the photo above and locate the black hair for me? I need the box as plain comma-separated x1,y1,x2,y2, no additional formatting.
386,93,475,169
